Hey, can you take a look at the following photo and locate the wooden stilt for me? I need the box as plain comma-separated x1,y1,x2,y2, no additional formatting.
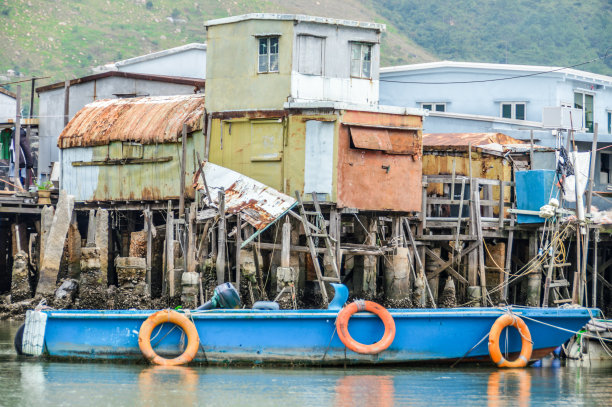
216,190,226,285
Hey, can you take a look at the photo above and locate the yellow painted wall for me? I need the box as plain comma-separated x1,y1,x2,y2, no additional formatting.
208,114,340,201
205,20,294,112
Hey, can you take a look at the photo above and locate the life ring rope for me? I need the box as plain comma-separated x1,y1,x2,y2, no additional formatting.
488,313,533,368
139,309,200,366
336,300,396,355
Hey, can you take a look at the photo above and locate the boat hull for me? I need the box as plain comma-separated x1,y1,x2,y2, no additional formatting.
29,307,597,366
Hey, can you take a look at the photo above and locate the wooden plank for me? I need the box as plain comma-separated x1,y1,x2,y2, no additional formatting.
235,213,242,286
472,185,488,303
145,206,152,296
179,124,187,218
216,191,226,285
165,201,174,297
71,157,173,166
426,197,506,206
498,179,504,229
418,234,477,241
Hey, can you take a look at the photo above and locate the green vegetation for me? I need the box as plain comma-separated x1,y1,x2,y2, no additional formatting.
0,0,609,107
378,0,612,75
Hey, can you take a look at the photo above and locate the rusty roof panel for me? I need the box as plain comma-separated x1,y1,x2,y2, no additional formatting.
423,132,525,147
58,94,205,148
195,162,296,230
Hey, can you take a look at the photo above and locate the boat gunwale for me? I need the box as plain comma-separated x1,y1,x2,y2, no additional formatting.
42,307,598,320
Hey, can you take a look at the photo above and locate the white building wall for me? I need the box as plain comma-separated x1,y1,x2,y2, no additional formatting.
116,48,207,79
291,22,381,105
0,92,16,121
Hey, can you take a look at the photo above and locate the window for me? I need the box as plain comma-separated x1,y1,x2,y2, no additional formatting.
421,103,446,112
601,152,612,184
297,35,324,75
350,42,372,79
258,37,279,73
500,102,526,120
574,91,594,132
607,111,611,134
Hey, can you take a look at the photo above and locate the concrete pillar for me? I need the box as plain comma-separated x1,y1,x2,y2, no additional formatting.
10,250,30,303
86,209,96,246
108,257,149,309
485,241,505,304
181,271,199,308
425,247,442,303
66,221,81,279
526,235,542,307
95,209,109,287
129,230,147,258
384,247,410,302
439,276,457,308
353,217,377,299
39,205,54,267
36,191,74,297
77,246,106,309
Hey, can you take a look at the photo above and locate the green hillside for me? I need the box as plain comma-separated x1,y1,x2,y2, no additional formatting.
0,0,610,109
378,0,612,75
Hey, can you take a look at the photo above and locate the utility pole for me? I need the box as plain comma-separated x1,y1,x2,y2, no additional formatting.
13,85,23,191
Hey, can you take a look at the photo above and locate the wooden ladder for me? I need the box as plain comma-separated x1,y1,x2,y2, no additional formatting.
294,191,341,306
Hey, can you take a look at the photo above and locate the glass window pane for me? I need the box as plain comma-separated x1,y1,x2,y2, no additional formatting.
515,104,525,120
352,43,361,60
269,37,278,54
435,104,445,112
362,60,371,78
501,104,512,118
269,54,279,72
585,94,594,132
259,38,267,56
422,104,432,111
363,45,372,61
574,92,583,110
351,59,360,77
258,55,268,72
608,112,611,134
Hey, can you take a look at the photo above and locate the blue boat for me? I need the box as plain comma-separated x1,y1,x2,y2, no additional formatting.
17,285,597,366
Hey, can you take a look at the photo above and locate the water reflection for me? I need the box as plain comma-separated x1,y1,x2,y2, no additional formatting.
487,369,531,407
138,366,199,406
335,375,394,407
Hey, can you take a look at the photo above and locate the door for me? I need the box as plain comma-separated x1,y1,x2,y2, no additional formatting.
304,120,334,201
250,119,284,190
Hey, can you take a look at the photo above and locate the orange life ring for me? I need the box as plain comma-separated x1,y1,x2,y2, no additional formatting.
138,310,200,366
488,314,533,368
336,300,396,355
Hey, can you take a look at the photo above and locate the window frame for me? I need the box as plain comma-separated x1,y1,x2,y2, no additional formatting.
257,36,279,74
573,90,594,132
420,103,446,112
499,102,527,120
350,42,373,79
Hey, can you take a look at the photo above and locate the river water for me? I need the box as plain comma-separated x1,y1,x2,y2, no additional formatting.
0,321,610,407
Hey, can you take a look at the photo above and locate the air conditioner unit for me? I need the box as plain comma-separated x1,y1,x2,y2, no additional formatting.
542,107,583,130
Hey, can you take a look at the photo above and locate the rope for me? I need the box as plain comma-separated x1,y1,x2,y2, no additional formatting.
450,331,490,368
518,313,612,343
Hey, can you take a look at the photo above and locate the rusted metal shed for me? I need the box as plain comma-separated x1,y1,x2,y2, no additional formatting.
208,104,423,213
58,94,205,202
422,132,532,200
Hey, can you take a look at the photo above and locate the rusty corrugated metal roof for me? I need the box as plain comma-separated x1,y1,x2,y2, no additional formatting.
195,162,296,231
58,94,205,148
423,132,524,147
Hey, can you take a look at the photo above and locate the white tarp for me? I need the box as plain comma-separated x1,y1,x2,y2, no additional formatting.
560,151,591,203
